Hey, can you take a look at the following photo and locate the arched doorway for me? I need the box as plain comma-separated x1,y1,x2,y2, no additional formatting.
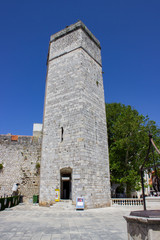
60,168,72,200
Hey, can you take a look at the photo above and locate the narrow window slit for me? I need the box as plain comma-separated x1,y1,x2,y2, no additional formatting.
61,127,64,142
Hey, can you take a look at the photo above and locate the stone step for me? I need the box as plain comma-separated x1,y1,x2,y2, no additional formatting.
60,199,72,203
50,200,75,210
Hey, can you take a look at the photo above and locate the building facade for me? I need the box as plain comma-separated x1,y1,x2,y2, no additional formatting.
39,21,110,208
0,21,110,208
0,131,42,199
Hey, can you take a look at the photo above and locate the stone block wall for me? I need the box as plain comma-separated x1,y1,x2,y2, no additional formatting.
0,135,42,199
40,21,110,208
0,21,111,208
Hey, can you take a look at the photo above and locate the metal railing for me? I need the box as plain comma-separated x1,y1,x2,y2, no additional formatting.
0,195,20,211
111,198,143,206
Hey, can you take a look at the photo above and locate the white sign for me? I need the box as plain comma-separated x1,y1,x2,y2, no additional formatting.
76,197,85,209
62,177,70,181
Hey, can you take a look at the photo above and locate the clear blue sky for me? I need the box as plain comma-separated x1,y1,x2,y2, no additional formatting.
0,0,160,135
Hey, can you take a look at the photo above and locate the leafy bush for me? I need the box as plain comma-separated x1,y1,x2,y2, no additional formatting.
0,163,3,170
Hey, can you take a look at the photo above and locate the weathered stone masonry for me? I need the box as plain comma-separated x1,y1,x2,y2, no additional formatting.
0,21,111,208
0,135,41,199
39,21,111,208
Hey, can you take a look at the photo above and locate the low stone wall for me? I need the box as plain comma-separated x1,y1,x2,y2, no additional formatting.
0,135,42,199
124,215,160,240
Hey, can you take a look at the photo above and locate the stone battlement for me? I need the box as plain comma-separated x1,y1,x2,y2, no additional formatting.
50,20,101,48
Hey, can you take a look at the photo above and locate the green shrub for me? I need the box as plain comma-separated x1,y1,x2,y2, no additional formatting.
0,163,3,170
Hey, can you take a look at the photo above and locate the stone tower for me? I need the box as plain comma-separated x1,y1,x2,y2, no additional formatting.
39,21,110,208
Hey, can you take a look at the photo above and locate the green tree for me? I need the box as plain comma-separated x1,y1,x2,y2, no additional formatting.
106,103,160,197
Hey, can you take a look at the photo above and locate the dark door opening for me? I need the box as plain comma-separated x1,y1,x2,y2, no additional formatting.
60,170,72,200
62,180,70,199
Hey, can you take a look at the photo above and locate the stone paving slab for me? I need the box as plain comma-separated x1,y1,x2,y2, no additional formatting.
0,204,143,240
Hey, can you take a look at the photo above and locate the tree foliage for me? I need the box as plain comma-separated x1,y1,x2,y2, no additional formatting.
106,103,160,196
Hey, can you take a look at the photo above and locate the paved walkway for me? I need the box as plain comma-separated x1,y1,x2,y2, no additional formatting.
0,203,143,240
